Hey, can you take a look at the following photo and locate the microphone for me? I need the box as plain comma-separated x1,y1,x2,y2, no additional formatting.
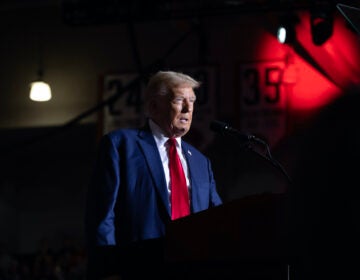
210,120,291,183
209,120,255,144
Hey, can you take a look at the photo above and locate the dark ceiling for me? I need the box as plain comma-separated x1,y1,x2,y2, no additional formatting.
1,0,358,26
61,0,350,25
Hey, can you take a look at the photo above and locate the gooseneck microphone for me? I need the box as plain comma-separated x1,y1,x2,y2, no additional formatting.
209,120,292,183
210,120,256,144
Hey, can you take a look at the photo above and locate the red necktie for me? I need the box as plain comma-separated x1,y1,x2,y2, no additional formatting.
168,138,190,220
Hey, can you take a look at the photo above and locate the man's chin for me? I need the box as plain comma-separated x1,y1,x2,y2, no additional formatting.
173,127,190,137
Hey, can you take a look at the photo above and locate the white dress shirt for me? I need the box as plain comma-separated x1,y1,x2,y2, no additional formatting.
148,119,191,198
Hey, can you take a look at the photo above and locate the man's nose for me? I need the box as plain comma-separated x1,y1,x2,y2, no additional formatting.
182,99,192,112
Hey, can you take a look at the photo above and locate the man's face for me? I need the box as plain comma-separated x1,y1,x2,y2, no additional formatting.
151,86,196,138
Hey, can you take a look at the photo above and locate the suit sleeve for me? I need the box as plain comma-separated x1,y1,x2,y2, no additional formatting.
85,135,122,278
85,134,121,247
208,159,223,207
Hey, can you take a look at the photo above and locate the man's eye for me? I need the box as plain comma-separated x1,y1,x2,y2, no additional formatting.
173,98,183,103
172,97,196,104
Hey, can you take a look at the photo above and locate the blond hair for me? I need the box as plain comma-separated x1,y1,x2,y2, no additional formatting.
144,71,201,116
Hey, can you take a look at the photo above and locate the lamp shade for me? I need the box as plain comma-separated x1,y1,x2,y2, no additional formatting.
29,81,52,102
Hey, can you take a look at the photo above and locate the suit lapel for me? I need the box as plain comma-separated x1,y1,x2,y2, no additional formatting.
137,128,171,217
182,142,199,210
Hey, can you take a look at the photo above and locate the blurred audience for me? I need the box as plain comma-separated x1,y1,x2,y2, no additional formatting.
0,237,86,280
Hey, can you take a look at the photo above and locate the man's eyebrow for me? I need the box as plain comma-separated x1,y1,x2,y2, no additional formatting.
172,95,197,101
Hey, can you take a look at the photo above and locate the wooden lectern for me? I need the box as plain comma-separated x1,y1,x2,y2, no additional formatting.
165,193,290,279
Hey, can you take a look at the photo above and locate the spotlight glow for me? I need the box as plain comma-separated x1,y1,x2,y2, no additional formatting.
277,26,287,43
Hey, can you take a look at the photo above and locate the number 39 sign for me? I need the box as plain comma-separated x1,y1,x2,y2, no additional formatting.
238,60,289,148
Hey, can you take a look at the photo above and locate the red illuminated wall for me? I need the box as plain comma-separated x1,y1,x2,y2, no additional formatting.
255,10,360,131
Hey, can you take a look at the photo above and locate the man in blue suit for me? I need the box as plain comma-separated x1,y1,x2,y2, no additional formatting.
85,70,223,279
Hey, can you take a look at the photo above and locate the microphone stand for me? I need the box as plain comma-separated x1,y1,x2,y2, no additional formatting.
238,135,292,185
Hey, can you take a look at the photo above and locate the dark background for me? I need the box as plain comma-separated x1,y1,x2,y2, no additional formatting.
0,2,359,277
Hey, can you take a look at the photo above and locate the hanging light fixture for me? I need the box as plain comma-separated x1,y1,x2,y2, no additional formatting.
29,37,52,102
29,77,52,102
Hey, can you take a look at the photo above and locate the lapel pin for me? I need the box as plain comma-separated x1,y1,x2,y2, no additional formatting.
187,150,192,156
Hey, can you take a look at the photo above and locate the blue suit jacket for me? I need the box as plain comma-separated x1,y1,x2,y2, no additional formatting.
85,125,222,250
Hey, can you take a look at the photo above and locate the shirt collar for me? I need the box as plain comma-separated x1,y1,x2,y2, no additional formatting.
148,119,182,148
